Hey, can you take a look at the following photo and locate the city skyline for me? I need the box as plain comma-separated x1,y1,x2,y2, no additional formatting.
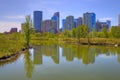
0,0,120,32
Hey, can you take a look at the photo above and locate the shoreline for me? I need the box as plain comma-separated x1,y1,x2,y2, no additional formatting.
0,52,21,62
64,41,120,47
0,47,30,62
1,38,120,61
60,38,120,47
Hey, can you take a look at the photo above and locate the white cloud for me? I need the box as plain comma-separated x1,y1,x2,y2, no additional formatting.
99,17,113,21
4,15,25,19
0,22,21,33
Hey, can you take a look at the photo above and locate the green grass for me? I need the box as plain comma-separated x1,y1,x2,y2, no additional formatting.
1,33,120,58
0,33,25,58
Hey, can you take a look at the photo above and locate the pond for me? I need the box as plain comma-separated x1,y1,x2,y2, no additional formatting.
0,44,120,80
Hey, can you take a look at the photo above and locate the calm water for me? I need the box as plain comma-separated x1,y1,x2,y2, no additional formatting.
0,44,120,80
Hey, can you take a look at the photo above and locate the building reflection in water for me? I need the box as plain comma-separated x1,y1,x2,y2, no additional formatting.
31,45,120,65
62,45,96,64
34,46,43,65
33,45,59,65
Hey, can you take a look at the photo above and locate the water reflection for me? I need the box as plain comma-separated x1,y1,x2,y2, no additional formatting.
1,44,120,80
24,50,34,80
33,45,59,65
62,45,96,64
1,45,120,67
31,45,120,65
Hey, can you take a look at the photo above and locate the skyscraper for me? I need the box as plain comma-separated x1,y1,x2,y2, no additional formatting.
96,20,109,32
51,12,59,31
74,19,77,28
118,14,120,26
73,17,83,28
106,20,111,29
33,11,42,32
41,20,57,33
62,19,66,31
76,17,83,27
64,16,74,30
83,12,96,31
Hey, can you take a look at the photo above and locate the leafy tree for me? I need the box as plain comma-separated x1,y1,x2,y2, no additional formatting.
76,26,81,43
103,27,108,38
23,15,33,48
63,30,72,38
110,26,120,38
72,28,76,38
81,25,89,38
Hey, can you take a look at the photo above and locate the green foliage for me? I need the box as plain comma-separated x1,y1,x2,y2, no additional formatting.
43,32,56,38
0,33,25,57
72,28,76,38
23,15,33,47
80,25,89,38
63,30,72,38
102,27,108,38
75,25,89,43
76,26,81,42
110,26,120,38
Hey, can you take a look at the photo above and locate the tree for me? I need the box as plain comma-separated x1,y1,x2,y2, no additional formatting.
63,30,72,38
76,25,89,43
76,26,81,43
102,27,108,38
72,28,76,38
80,25,89,38
110,26,120,38
23,15,33,48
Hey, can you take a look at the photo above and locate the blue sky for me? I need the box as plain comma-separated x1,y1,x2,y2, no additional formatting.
0,0,120,32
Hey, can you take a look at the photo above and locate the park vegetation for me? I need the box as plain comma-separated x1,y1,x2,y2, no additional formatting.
1,19,120,58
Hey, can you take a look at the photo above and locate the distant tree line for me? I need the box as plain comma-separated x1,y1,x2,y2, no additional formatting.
62,25,120,39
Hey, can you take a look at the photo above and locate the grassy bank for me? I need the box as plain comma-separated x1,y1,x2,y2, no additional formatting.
1,33,120,58
31,37,120,46
61,38,120,45
0,33,25,58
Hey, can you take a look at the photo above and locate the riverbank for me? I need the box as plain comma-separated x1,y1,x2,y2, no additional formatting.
1,37,120,60
31,38,120,46
0,47,33,62
0,52,21,62
62,38,120,46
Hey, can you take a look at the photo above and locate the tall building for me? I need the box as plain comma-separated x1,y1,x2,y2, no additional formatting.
83,12,96,31
33,11,42,32
51,12,59,31
10,28,17,33
41,20,57,33
76,17,83,27
62,19,66,31
74,19,77,28
106,20,111,29
64,16,74,30
118,14,120,26
21,23,26,34
96,20,109,32
74,17,83,28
